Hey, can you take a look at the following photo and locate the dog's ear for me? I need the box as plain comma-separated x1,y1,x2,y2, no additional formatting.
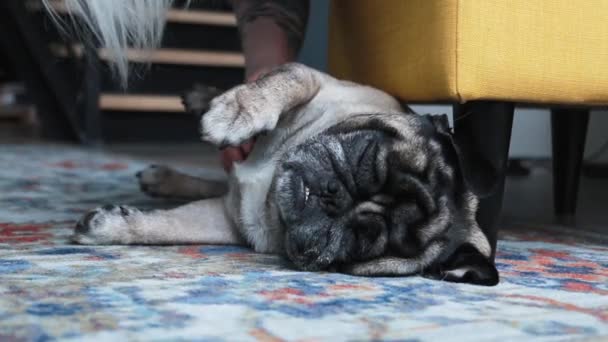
181,84,223,119
426,243,499,286
426,114,497,197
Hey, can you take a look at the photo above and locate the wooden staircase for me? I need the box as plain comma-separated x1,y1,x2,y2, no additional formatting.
3,0,244,143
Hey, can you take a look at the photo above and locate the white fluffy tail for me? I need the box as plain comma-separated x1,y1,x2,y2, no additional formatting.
42,0,177,87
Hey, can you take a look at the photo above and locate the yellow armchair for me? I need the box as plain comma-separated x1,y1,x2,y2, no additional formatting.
328,0,604,254
329,0,608,104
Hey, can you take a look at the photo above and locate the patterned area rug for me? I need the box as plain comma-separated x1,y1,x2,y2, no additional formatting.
1,144,607,341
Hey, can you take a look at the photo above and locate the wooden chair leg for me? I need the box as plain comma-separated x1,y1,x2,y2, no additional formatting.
454,101,514,260
551,108,589,217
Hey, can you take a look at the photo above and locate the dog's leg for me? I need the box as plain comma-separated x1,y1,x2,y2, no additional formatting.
137,165,227,200
71,198,243,245
185,63,323,147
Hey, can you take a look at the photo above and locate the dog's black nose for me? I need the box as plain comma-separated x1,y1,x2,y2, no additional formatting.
354,222,381,242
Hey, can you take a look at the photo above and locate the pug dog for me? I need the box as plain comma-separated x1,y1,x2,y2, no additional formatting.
72,63,499,286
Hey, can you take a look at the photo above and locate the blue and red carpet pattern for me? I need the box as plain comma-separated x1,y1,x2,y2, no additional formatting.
1,144,607,341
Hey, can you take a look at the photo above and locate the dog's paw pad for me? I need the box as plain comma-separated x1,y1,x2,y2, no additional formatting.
71,205,138,245
199,86,279,147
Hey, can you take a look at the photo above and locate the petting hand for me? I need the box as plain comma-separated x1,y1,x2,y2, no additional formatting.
219,139,256,172
220,0,308,173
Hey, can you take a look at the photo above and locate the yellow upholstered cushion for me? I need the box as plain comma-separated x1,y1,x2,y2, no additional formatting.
328,0,608,105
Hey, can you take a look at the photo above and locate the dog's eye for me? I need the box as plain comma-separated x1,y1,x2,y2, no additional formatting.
327,180,339,194
304,186,310,203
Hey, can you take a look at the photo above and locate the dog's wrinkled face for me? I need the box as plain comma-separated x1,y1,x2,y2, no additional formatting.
277,129,394,271
275,113,499,285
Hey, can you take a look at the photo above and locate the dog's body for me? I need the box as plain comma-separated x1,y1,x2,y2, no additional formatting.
220,65,407,255
73,64,499,285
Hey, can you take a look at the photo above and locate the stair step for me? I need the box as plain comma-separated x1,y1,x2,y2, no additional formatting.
51,44,245,67
98,64,241,95
99,94,185,112
166,9,236,26
29,1,236,26
31,3,242,52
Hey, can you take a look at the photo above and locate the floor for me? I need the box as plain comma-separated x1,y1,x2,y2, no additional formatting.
1,143,606,341
504,162,608,237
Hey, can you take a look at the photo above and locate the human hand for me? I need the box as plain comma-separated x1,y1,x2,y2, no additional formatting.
220,0,309,173
219,139,256,172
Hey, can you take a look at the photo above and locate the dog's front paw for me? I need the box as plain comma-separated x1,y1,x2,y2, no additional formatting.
72,205,139,245
199,85,281,147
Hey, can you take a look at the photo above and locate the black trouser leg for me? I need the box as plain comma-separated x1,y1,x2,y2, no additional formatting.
0,1,83,142
82,46,103,146
551,108,589,217
453,101,514,259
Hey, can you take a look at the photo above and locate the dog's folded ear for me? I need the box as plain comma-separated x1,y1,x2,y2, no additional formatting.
181,84,223,119
425,243,499,286
426,114,497,198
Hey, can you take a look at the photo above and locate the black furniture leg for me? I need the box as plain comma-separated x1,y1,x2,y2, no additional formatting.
551,108,589,217
453,101,514,259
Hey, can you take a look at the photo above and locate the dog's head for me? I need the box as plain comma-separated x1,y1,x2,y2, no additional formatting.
275,113,499,285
